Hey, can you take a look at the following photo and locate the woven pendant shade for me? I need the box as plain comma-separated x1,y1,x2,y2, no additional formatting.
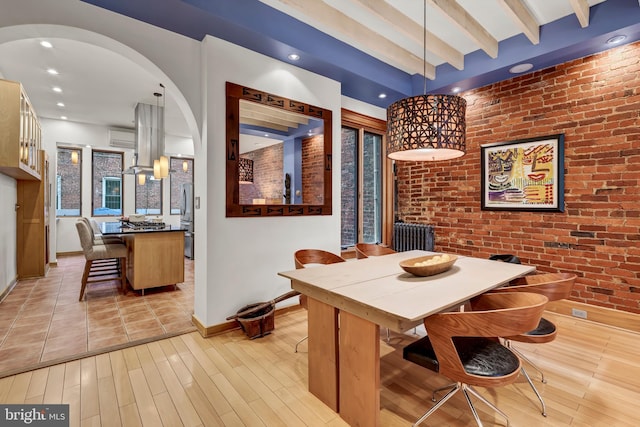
387,94,466,161
239,157,253,184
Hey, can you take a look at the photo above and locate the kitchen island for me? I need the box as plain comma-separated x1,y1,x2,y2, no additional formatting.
101,221,186,293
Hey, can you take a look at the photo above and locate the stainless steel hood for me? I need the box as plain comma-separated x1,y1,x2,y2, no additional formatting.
123,102,165,175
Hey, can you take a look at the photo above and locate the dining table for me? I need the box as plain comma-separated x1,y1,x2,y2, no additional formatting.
278,250,536,427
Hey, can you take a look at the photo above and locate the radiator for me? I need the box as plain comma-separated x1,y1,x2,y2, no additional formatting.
392,222,434,252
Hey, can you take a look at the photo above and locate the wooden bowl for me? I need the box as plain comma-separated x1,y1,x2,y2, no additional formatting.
399,254,458,277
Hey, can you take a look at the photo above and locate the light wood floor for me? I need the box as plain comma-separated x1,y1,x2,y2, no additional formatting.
1,307,639,426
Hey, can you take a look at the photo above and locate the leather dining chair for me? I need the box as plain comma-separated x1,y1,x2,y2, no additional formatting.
293,249,346,352
75,219,128,301
354,243,396,259
491,272,577,416
403,292,548,427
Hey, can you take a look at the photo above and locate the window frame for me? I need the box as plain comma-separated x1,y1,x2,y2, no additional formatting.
341,109,393,248
91,149,124,217
55,146,82,217
169,156,194,215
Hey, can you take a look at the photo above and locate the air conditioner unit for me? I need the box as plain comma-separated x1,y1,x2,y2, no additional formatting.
109,129,135,149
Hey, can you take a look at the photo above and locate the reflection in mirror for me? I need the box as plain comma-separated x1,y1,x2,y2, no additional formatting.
226,82,332,217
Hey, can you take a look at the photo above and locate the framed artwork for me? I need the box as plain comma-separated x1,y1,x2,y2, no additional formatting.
481,134,565,212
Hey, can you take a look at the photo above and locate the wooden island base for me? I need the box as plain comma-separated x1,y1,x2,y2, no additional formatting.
122,230,185,293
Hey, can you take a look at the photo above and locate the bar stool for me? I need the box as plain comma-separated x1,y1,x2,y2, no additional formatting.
75,219,128,301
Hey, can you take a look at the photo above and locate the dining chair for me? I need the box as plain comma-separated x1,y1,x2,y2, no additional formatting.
491,272,577,416
293,249,346,352
75,219,128,301
354,243,396,259
403,291,548,427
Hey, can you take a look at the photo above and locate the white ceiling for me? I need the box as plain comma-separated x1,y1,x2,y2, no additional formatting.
0,0,625,139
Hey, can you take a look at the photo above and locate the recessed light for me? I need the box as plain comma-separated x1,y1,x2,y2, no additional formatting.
57,102,65,107
378,93,387,99
47,68,59,75
40,41,53,48
288,53,300,61
60,116,68,120
509,63,534,74
52,86,62,93
606,35,627,45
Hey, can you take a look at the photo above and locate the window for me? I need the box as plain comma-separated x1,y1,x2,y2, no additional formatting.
56,147,81,217
341,110,392,249
92,150,123,216
170,157,193,214
135,177,162,214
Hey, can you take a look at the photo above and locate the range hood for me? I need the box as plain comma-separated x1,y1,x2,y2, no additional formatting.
123,102,165,175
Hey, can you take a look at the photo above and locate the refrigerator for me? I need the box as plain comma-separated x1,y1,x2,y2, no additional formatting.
180,183,195,259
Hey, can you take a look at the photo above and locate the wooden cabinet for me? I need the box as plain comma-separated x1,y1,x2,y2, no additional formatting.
121,230,185,291
0,79,42,180
17,150,50,278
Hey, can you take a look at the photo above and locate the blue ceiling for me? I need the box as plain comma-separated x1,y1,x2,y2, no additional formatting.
81,0,640,109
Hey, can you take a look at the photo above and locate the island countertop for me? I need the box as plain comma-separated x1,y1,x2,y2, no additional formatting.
100,221,187,235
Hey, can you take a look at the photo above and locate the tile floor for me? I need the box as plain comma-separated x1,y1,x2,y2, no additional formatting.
0,253,195,377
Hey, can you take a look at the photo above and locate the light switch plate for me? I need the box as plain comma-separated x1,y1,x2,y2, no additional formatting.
195,196,200,209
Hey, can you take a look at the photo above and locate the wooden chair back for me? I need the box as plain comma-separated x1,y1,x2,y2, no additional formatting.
294,249,345,309
294,249,346,269
425,292,548,387
494,272,576,302
354,243,396,259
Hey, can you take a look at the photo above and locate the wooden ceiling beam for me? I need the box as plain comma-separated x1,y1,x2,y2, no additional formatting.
350,0,464,70
569,0,590,28
499,0,540,45
428,0,498,59
266,0,435,78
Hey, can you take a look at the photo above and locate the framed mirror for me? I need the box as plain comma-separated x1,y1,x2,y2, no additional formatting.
226,82,332,217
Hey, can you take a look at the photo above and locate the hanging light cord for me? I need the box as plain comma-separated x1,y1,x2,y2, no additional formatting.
423,0,427,96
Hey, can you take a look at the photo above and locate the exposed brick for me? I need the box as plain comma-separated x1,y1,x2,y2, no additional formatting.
396,40,640,314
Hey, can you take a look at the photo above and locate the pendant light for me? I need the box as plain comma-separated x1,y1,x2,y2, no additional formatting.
386,0,466,161
182,160,189,172
239,157,253,184
71,150,79,164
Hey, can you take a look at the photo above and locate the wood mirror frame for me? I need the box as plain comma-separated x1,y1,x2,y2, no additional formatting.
225,82,332,217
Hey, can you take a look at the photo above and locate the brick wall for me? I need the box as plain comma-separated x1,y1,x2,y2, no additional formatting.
239,143,283,204
302,134,324,204
341,128,356,246
396,41,640,314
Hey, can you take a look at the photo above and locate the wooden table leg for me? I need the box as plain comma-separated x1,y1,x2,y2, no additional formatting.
339,311,380,427
307,297,339,411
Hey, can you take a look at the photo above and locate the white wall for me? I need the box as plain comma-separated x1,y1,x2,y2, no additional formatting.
193,36,343,325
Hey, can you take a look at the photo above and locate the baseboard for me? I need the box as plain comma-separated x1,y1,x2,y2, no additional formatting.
57,251,84,257
546,300,640,333
0,277,18,304
192,304,303,338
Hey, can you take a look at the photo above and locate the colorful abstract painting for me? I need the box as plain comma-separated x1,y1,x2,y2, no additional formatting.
481,134,564,212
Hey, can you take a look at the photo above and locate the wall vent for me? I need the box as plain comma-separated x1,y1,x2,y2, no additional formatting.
109,129,135,149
